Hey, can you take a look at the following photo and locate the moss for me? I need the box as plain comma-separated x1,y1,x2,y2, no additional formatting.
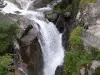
69,26,83,50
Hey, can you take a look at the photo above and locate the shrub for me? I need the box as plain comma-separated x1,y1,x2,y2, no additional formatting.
63,50,92,75
0,54,13,75
90,47,100,60
0,20,18,53
69,26,83,50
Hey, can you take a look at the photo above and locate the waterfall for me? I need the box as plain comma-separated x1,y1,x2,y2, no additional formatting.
35,20,64,75
0,0,65,75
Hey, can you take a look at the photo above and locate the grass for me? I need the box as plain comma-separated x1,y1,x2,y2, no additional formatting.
69,26,83,50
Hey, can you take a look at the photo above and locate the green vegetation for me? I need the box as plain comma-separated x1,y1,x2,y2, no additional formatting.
69,26,83,50
63,50,92,75
0,20,18,74
53,0,81,18
53,0,73,12
63,49,100,75
80,0,96,4
0,20,18,53
63,26,100,75
71,0,81,18
90,47,100,60
0,54,13,75
80,0,96,9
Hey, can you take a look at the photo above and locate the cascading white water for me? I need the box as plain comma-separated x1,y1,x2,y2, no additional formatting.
33,19,64,75
0,0,64,75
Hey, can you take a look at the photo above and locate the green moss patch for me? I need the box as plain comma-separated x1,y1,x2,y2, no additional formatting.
69,26,83,50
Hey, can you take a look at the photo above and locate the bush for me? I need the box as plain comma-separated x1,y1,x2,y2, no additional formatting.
63,47,100,75
69,26,83,50
90,47,100,60
0,54,13,75
0,20,18,53
63,50,92,75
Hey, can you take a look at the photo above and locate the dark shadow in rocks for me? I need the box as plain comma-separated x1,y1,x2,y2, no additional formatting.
55,65,64,75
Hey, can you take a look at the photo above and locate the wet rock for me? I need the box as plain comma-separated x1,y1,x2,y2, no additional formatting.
16,36,43,75
7,0,16,3
12,15,43,75
46,12,58,22
27,38,43,75
56,14,65,33
64,12,71,17
55,65,64,75
33,0,47,8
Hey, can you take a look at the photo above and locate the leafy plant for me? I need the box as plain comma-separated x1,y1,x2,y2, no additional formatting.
0,54,13,75
0,20,18,53
63,50,92,75
69,26,83,50
90,47,100,60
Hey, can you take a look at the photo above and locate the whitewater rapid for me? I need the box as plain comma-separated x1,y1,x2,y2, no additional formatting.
0,0,64,75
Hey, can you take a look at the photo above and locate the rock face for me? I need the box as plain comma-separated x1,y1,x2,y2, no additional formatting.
32,0,47,8
55,66,64,75
79,60,100,75
13,16,43,75
26,38,43,75
81,1,100,50
80,1,100,27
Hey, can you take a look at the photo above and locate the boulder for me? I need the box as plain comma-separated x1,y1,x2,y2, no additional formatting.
46,12,58,22
33,0,47,8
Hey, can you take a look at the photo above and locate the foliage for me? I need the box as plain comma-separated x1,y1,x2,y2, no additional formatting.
0,20,18,53
80,0,96,4
63,50,92,75
53,0,72,12
71,0,81,18
69,26,83,50
90,47,100,60
0,54,13,75
63,47,100,75
80,0,96,8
